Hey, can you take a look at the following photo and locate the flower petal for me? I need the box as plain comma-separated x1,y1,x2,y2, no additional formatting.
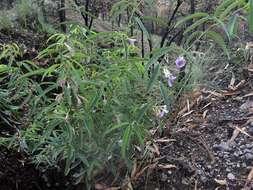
175,56,186,69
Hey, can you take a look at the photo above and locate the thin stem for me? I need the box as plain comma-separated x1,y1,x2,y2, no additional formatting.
160,0,182,48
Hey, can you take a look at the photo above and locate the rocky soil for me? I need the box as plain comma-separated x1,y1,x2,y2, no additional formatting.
132,64,253,190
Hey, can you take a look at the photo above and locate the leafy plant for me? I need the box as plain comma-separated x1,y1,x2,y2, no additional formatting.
0,25,174,188
14,0,47,29
0,44,31,133
175,0,251,58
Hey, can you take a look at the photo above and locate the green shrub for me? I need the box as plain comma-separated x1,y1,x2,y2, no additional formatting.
0,25,216,187
0,11,13,31
0,25,175,188
0,43,32,135
14,0,43,28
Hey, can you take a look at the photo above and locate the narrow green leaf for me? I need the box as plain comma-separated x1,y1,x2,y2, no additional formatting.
219,1,242,19
136,103,149,123
18,68,46,79
42,64,60,80
145,47,171,71
204,31,230,59
183,17,210,35
121,124,132,158
103,122,129,137
0,64,11,73
134,16,151,40
215,0,235,17
211,16,230,40
89,90,102,110
147,64,160,92
175,12,209,27
159,82,170,108
185,31,203,46
227,14,239,37
133,125,147,146
64,146,74,175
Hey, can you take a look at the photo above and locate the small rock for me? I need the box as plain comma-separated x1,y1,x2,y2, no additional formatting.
248,127,253,135
238,140,242,145
233,152,239,157
245,153,253,161
231,143,236,148
227,173,235,181
224,154,229,159
200,176,208,183
210,170,214,176
244,148,253,154
237,163,240,168
197,170,202,175
240,101,253,111
218,152,224,158
213,142,231,152
246,144,253,149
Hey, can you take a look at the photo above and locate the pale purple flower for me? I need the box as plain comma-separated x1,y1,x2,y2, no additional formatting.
167,75,177,87
159,110,165,118
158,105,169,118
128,38,137,46
175,56,186,69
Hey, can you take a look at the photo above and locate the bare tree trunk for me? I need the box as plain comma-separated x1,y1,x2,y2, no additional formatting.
118,14,121,27
88,17,93,29
141,30,145,58
130,25,134,36
160,0,183,48
58,0,66,32
73,0,94,29
85,0,90,27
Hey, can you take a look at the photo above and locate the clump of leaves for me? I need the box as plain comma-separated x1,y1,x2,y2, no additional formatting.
0,25,174,188
14,0,44,28
0,43,33,134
